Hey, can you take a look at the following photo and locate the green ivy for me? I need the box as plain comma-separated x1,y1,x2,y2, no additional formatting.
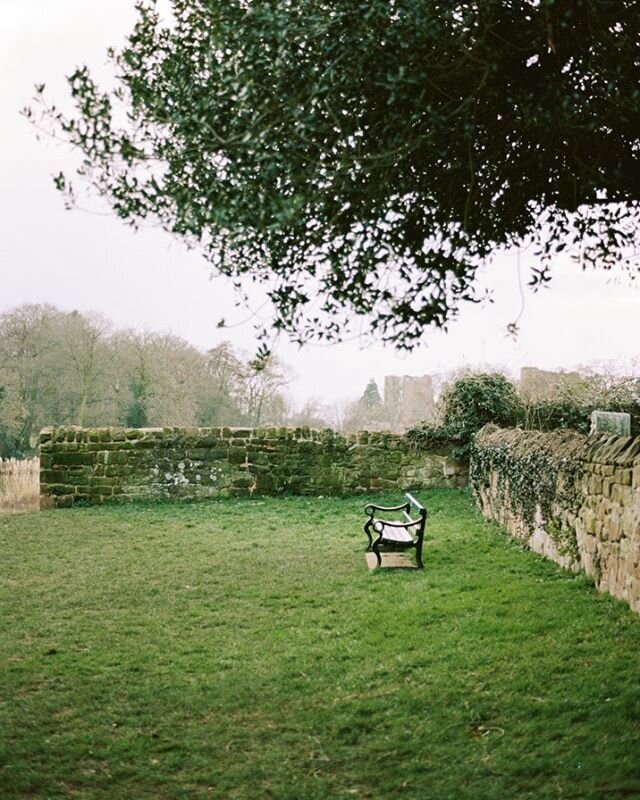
405,373,521,459
470,426,586,563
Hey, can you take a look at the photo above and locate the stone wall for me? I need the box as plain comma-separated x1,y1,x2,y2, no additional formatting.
472,427,640,613
39,426,467,508
579,436,640,607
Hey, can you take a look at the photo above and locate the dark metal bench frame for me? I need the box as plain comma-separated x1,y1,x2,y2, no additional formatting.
364,492,427,569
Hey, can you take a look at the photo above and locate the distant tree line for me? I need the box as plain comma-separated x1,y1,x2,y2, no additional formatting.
0,305,294,457
3,304,636,458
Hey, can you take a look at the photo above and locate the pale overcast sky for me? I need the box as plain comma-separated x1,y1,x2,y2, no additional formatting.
1,1,638,407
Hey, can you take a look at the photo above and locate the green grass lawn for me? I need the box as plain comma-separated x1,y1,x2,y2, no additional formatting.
1,490,640,800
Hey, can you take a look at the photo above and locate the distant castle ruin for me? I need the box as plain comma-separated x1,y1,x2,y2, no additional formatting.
352,365,633,434
350,374,436,432
384,375,436,430
518,367,585,401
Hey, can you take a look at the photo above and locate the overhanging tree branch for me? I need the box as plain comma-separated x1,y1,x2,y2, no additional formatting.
27,0,640,348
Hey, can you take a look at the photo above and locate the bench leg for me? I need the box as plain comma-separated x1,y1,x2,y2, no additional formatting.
372,542,382,568
415,542,424,569
364,519,374,551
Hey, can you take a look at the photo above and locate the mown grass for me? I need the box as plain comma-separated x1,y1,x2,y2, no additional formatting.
1,490,640,800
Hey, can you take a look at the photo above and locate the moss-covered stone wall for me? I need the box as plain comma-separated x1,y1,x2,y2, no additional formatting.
39,425,467,508
472,427,640,613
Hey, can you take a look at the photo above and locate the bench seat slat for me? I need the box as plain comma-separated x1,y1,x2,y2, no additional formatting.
376,524,414,544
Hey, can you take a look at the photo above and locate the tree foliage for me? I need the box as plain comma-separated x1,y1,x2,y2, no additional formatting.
441,372,522,436
405,372,522,457
361,378,383,410
30,0,640,347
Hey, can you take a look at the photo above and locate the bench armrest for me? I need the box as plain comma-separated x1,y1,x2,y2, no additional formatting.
364,502,409,516
373,517,423,531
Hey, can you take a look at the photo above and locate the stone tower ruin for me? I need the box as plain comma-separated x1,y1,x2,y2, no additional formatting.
383,375,435,430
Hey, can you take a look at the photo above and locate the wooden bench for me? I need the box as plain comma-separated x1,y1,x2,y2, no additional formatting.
364,493,427,569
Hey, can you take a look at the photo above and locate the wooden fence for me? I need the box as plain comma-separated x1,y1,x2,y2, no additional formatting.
0,457,40,513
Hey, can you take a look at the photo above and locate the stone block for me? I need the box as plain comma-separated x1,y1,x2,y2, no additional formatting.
39,494,56,510
225,487,252,497
200,448,228,461
611,484,633,507
589,474,603,494
581,508,597,535
614,467,633,486
625,508,640,538
44,483,76,496
246,463,269,475
185,448,210,461
227,446,247,465
56,495,74,508
52,452,95,467
370,478,398,490
88,480,115,493
248,451,270,466
132,439,158,449
255,473,276,492
609,438,634,461
231,428,252,438
603,513,622,542
194,434,221,447
40,469,68,484
614,438,640,465
231,475,255,489
298,440,321,454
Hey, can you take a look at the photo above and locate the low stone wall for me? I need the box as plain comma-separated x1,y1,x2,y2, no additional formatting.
39,426,467,507
579,436,640,606
472,427,640,613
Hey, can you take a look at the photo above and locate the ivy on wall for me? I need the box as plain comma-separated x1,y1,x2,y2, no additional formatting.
470,426,588,561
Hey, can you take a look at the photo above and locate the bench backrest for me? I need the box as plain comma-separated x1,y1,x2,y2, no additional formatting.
403,492,427,534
